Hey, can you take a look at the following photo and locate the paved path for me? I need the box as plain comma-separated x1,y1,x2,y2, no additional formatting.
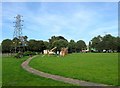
21,55,112,86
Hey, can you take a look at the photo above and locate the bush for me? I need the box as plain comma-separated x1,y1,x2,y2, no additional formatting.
14,52,23,58
23,51,36,56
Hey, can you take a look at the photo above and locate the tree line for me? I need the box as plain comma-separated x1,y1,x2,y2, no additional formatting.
1,34,120,53
89,34,120,52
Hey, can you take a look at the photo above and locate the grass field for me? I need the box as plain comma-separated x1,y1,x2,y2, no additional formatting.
2,56,74,86
29,53,118,86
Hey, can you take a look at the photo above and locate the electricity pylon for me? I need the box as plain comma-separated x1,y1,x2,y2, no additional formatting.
13,14,24,53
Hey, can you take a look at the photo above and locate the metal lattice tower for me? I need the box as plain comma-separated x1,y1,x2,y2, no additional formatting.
13,14,24,53
13,14,23,40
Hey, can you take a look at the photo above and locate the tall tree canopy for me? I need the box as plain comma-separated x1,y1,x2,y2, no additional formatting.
2,39,12,53
90,34,119,52
68,40,76,53
76,40,87,52
49,36,68,49
52,39,68,51
28,40,45,52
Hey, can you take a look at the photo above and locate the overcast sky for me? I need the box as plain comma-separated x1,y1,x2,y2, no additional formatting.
2,2,118,44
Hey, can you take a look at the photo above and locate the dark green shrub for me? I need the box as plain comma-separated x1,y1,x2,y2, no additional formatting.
23,51,36,56
14,52,23,58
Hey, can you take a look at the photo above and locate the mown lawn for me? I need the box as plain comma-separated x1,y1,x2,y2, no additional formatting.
2,56,74,86
29,53,118,86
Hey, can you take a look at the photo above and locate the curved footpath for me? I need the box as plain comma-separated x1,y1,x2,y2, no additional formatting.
21,55,112,87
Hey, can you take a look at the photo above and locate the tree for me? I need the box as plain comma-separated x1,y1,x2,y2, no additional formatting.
49,36,68,49
76,40,86,52
28,40,37,51
22,36,28,46
0,44,1,53
102,34,116,51
44,41,50,50
2,39,12,53
52,39,68,51
117,36,120,52
91,34,118,52
37,40,46,53
28,40,45,52
88,41,92,52
91,35,102,51
68,40,76,53
22,36,28,52
12,37,22,53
